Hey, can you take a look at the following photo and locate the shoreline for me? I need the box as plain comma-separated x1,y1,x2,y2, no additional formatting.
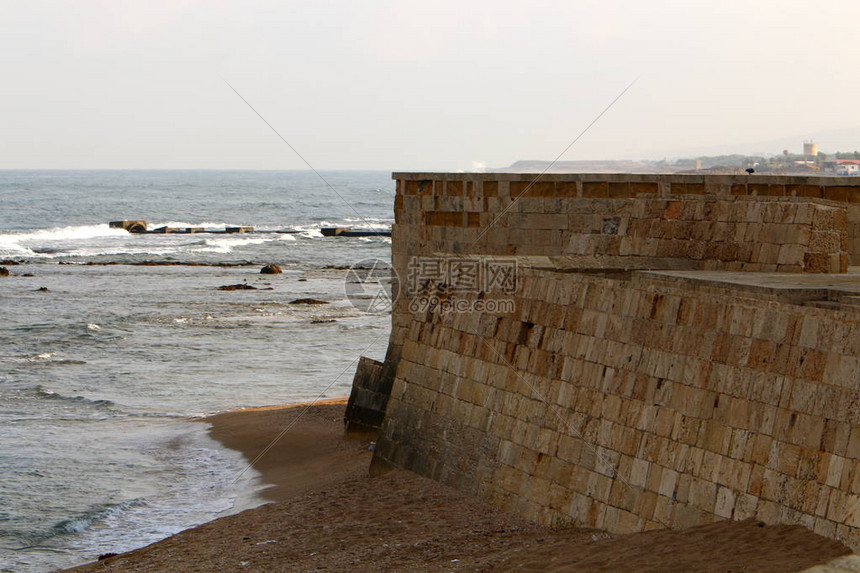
201,397,373,503
66,400,854,572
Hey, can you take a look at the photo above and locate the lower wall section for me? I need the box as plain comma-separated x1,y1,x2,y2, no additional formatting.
373,268,860,549
344,357,391,433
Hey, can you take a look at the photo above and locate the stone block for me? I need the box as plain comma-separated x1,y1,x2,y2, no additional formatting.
714,486,737,518
583,182,608,198
658,468,679,498
828,490,848,523
810,231,844,253
734,492,760,520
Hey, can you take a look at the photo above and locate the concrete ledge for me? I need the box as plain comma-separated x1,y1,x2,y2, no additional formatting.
638,268,860,307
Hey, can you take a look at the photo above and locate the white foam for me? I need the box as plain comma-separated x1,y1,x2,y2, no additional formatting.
195,236,273,254
0,353,58,363
0,222,304,258
0,224,126,245
149,221,234,229
291,225,325,238
0,224,128,258
341,217,394,230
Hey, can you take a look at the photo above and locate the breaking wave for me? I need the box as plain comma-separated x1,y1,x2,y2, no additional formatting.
50,499,147,537
33,387,115,409
0,225,128,257
0,353,86,366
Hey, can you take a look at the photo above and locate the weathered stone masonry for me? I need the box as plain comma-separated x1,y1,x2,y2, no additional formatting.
371,173,860,550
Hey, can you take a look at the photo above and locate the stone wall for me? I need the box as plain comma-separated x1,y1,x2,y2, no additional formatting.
375,267,860,548
394,173,857,269
371,172,860,550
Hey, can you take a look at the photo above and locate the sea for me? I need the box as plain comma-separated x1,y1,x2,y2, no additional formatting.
0,170,394,572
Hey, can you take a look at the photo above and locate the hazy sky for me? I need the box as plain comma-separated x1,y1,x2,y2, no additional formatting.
1,1,858,170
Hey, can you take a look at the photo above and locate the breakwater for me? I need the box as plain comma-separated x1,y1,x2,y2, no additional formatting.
109,220,390,237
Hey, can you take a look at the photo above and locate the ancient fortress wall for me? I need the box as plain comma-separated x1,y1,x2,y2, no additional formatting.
393,173,857,270
370,173,860,550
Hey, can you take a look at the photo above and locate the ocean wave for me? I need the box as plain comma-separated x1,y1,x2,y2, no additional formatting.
184,233,297,253
193,236,273,254
148,221,234,229
33,387,114,408
50,499,146,537
288,225,324,238
341,217,394,229
2,499,148,549
317,219,392,230
0,223,128,248
0,353,86,365
0,218,391,259
0,224,128,256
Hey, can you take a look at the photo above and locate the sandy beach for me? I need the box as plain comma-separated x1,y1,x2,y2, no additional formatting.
204,398,374,503
66,400,851,572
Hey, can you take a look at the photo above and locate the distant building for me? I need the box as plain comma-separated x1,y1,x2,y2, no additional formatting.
836,159,860,175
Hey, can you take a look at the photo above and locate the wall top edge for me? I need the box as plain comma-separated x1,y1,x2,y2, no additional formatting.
390,172,860,185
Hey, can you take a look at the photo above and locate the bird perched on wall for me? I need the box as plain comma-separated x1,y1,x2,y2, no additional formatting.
745,167,755,174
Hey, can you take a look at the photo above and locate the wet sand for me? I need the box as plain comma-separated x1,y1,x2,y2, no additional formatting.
68,400,851,572
204,398,372,502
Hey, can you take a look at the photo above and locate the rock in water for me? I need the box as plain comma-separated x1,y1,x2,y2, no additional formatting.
260,264,282,274
218,284,258,291
0,267,8,277
289,298,328,305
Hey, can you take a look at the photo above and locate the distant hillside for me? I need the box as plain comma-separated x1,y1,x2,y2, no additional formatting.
649,126,860,160
502,146,860,176
499,159,678,173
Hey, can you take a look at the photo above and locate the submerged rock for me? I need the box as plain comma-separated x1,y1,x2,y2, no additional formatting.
36,287,49,292
0,267,8,276
260,264,282,274
289,298,328,305
311,319,336,324
218,284,258,291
